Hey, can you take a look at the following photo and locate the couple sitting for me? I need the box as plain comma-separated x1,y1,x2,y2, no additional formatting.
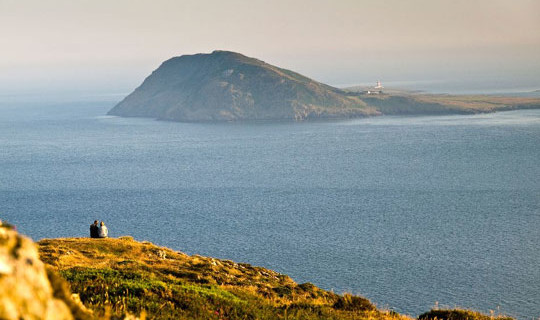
90,220,108,238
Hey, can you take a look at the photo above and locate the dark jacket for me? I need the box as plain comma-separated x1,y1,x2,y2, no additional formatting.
90,223,99,238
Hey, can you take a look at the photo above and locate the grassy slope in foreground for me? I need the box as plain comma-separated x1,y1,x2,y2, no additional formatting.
38,237,393,320
38,237,515,320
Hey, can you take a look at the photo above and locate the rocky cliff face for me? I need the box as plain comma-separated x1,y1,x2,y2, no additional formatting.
0,224,74,320
108,50,377,121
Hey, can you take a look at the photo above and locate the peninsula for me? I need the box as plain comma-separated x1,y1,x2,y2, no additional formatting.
108,51,540,122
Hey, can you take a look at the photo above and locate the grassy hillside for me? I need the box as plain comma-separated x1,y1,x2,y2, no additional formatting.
37,237,515,320
357,93,540,115
38,237,405,320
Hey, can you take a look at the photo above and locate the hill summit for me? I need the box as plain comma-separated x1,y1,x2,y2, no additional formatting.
108,50,377,121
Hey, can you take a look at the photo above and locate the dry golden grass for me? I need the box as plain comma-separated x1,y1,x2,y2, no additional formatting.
355,93,540,115
412,94,540,112
39,237,413,320
37,237,508,320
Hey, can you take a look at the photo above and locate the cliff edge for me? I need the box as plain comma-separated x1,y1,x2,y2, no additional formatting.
0,221,516,320
38,236,391,320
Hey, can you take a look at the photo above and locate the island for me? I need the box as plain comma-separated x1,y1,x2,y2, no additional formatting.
108,50,540,122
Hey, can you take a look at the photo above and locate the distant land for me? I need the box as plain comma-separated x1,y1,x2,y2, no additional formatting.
108,51,540,122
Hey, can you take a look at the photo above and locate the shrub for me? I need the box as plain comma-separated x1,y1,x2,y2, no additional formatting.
333,293,376,311
418,309,514,320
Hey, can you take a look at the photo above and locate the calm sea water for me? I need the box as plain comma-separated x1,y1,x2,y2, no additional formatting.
1,100,539,319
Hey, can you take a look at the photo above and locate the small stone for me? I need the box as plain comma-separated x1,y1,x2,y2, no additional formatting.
157,250,167,259
0,257,13,275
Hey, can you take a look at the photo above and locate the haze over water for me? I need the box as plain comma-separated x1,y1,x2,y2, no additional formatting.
1,99,539,319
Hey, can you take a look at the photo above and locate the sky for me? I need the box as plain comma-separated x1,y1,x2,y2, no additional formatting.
1,0,540,96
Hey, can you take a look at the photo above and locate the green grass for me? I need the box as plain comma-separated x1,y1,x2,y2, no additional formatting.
57,265,385,320
59,267,255,319
37,237,515,320
39,238,398,320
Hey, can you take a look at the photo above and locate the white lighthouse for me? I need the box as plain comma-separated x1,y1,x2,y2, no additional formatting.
365,80,384,94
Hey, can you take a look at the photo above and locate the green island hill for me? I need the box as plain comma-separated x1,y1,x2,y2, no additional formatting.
0,223,515,320
107,50,540,122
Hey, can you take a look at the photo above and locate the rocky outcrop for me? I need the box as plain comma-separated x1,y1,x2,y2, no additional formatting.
0,223,78,320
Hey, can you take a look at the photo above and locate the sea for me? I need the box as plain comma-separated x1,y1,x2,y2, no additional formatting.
1,96,539,319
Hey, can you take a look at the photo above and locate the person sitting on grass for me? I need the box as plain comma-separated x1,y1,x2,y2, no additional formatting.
98,221,108,238
90,220,99,238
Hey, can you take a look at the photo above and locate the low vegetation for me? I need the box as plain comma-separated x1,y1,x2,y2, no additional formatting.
37,237,515,320
356,93,540,115
419,309,514,320
38,237,404,320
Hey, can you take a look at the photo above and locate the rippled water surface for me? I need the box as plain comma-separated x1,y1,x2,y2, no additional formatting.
1,100,539,319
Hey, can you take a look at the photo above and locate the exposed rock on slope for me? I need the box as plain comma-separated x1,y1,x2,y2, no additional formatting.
0,224,74,320
108,50,377,121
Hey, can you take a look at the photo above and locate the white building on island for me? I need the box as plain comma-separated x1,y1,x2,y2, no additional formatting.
366,80,383,94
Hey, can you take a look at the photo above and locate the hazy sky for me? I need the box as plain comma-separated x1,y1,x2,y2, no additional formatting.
1,0,539,95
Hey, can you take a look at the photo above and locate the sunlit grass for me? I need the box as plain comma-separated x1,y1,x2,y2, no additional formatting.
38,237,511,320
